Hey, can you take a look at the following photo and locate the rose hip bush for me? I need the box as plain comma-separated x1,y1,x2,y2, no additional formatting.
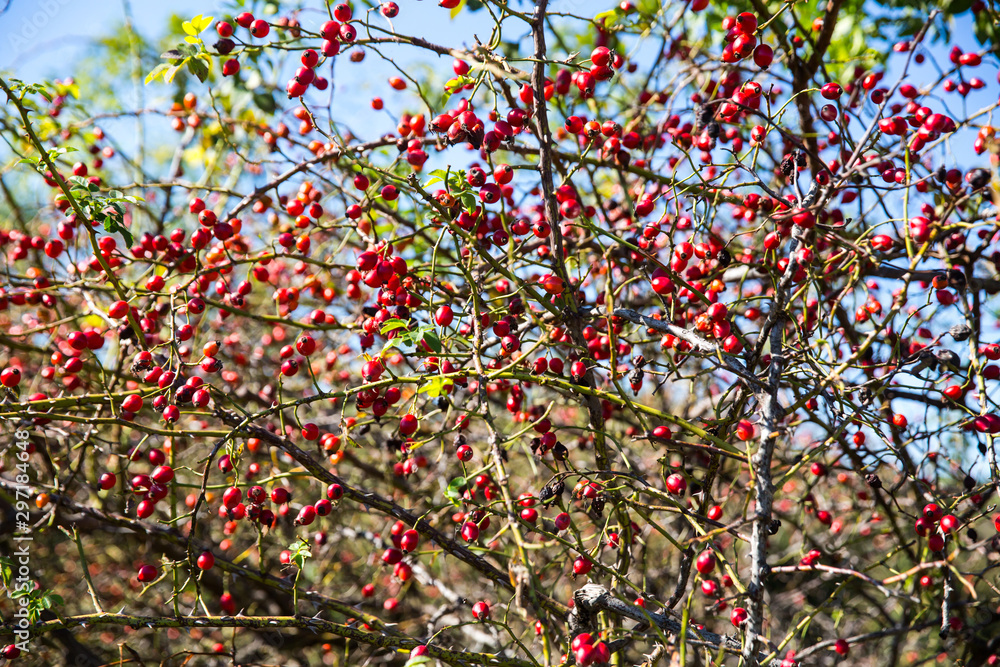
2,0,1000,664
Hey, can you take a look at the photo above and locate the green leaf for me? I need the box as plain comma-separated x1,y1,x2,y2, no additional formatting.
187,57,210,83
594,9,619,29
419,375,452,398
460,192,477,213
422,330,442,354
287,538,312,569
444,476,466,506
119,227,134,249
253,91,277,114
945,0,974,14
405,656,433,667
380,318,409,335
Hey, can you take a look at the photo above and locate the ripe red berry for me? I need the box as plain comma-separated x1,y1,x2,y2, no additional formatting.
295,504,317,526
939,514,959,533
249,19,270,38
333,3,353,22
137,564,158,583
695,550,716,574
472,600,491,620
461,521,480,541
666,473,687,495
435,305,454,327
753,44,773,69
820,82,843,100
399,413,419,436
222,487,242,509
108,300,129,319
197,551,215,570
735,12,758,34
1,367,22,387
121,394,144,413
731,607,748,626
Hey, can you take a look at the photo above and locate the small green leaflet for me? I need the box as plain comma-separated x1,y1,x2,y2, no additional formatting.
418,375,451,398
444,476,466,507
146,42,212,84
380,322,441,356
287,538,312,569
380,318,410,335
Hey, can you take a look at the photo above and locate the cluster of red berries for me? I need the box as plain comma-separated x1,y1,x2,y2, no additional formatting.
913,503,960,552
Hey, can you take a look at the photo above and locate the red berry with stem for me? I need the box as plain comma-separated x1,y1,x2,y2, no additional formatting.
399,413,419,435
1,367,22,387
137,564,158,583
695,550,716,574
753,44,773,69
472,600,491,620
250,19,270,38
666,473,687,495
334,3,353,21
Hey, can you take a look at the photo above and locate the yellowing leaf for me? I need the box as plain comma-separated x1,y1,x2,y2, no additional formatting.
193,15,214,32
182,21,198,36
184,36,201,44
451,0,466,19
144,63,170,85
163,63,183,84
